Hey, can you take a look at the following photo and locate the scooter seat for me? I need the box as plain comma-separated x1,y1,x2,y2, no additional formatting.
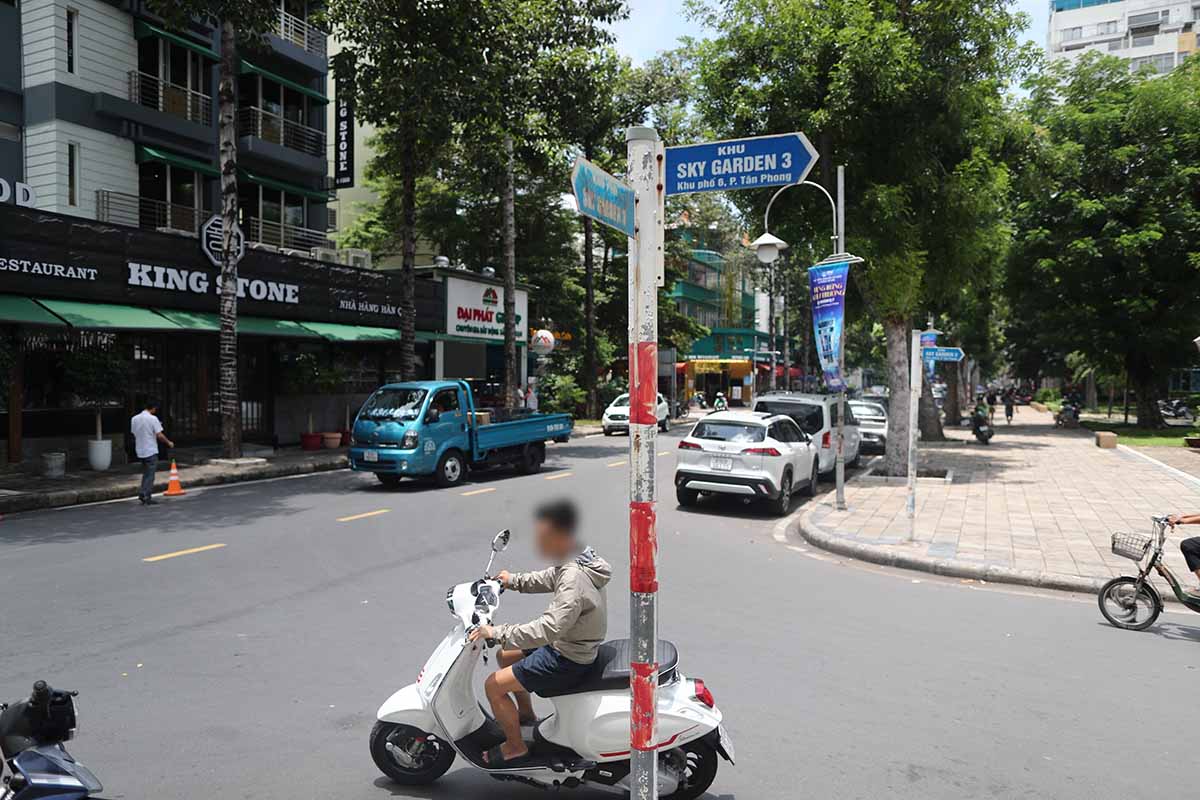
540,639,679,698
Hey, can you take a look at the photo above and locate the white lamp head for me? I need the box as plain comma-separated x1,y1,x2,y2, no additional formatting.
751,232,789,264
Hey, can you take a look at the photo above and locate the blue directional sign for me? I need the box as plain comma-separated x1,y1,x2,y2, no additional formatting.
665,133,819,196
571,156,635,238
922,346,965,362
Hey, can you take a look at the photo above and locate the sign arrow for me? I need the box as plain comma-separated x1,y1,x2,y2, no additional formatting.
922,346,965,362
571,156,635,238
665,132,819,196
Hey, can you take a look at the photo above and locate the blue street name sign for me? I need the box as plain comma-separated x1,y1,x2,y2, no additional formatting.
571,156,635,238
922,346,965,362
664,133,819,196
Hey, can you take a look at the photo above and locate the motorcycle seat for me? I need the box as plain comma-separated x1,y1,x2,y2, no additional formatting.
540,639,679,698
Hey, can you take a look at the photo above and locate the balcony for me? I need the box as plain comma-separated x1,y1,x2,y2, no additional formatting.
238,106,324,159
278,10,327,58
244,217,332,251
96,190,205,235
128,71,213,127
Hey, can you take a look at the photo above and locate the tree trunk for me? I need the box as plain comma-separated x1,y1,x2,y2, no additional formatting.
600,243,610,292
218,20,241,459
583,215,597,418
943,361,961,428
767,263,776,391
1085,369,1098,411
881,318,910,476
502,134,519,410
918,369,944,441
398,119,417,380
1129,358,1165,428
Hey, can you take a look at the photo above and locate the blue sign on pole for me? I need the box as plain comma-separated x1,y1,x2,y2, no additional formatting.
664,133,819,196
571,156,635,238
921,331,938,378
922,346,965,362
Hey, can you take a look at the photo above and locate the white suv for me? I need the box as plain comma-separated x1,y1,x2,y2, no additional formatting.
753,393,861,476
603,393,670,434
674,411,818,516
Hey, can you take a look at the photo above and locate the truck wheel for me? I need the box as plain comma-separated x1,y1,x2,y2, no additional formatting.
435,450,467,488
376,474,402,489
519,443,544,474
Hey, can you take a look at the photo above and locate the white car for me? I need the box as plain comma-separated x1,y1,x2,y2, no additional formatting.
752,393,861,476
849,399,887,452
674,411,818,516
603,393,670,435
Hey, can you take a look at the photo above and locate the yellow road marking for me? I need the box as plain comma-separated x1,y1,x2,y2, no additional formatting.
545,472,573,480
143,543,226,563
337,509,390,522
606,460,627,467
461,488,496,496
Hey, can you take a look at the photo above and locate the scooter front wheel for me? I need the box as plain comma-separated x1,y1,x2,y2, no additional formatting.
1098,576,1161,631
370,721,456,785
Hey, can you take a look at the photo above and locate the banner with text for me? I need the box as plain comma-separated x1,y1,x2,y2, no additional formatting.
921,331,938,379
808,260,850,392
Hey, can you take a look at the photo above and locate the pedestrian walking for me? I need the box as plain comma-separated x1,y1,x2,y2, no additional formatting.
986,389,997,424
1003,389,1015,424
131,399,173,506
524,380,538,412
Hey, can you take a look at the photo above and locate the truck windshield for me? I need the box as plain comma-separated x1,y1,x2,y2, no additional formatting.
360,388,428,421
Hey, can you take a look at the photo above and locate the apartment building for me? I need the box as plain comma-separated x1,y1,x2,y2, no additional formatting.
1047,0,1199,74
8,0,334,251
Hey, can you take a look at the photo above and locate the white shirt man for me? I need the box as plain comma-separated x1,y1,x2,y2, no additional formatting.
525,383,538,412
131,401,173,505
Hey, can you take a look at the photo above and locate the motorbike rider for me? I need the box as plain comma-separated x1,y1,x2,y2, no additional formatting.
1166,514,1200,597
468,500,612,767
714,391,729,412
972,395,989,433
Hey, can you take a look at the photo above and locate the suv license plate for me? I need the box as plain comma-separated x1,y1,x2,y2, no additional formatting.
711,457,732,471
363,450,379,462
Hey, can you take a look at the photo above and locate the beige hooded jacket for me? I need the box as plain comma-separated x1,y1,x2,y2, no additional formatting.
495,547,611,665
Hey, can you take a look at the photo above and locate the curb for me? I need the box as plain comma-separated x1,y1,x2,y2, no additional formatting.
791,500,1108,595
0,456,349,515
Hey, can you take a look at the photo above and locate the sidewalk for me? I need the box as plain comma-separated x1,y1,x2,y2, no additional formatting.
0,447,348,515
796,406,1200,595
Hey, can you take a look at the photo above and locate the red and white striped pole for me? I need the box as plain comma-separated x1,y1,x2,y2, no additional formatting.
626,125,664,800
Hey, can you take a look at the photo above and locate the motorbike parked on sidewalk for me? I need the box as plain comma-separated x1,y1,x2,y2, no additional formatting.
369,530,733,798
0,681,104,800
1158,398,1194,421
1099,515,1200,630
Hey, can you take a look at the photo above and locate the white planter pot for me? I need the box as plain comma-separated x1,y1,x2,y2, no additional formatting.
87,439,113,472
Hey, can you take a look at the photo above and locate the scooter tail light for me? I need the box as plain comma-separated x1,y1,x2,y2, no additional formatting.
678,440,702,450
693,678,715,708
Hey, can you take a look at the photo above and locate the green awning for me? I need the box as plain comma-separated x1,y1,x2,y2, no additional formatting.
298,321,402,342
0,295,67,327
134,20,219,61
136,145,219,178
239,169,329,203
152,309,322,338
37,299,181,331
239,61,329,104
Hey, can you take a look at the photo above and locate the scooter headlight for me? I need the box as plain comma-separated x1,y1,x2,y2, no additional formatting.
446,586,456,615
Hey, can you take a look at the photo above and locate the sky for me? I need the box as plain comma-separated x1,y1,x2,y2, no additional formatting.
611,0,1049,65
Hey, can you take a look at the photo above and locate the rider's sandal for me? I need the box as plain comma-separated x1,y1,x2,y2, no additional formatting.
484,745,531,768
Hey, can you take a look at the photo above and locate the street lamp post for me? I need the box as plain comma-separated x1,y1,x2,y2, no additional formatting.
750,232,788,393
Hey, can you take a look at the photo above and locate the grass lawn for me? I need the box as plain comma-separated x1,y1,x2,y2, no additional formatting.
1080,420,1200,447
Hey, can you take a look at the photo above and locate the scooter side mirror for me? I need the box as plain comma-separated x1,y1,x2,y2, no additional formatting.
492,529,511,553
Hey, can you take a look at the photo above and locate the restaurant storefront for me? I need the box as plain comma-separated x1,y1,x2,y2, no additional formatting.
0,204,446,466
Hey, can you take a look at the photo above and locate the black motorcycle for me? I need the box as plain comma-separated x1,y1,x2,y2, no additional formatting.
1,682,103,800
971,409,994,444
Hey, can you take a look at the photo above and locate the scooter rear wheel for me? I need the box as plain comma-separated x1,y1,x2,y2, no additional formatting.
1098,576,1161,631
370,721,456,785
662,739,719,799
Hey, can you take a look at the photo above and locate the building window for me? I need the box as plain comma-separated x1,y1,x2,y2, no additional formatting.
0,122,19,142
1131,33,1156,47
1097,20,1118,34
1062,26,1083,41
1108,37,1125,50
1129,52,1175,73
66,9,78,73
67,142,79,206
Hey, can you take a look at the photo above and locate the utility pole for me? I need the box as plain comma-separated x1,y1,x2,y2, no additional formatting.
906,327,921,540
626,126,664,800
834,165,847,510
782,254,790,392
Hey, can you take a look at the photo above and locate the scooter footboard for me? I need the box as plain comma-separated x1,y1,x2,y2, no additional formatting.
376,683,436,731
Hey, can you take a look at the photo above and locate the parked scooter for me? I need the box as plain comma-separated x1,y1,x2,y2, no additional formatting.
0,681,104,800
370,530,733,798
971,404,994,444
1158,398,1194,420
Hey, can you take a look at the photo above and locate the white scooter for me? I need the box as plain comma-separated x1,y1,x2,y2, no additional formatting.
370,530,734,797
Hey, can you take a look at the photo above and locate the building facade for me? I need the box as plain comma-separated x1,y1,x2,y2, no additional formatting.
1047,0,1198,74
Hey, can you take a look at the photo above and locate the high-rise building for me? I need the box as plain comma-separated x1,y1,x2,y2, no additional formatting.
1047,0,1198,75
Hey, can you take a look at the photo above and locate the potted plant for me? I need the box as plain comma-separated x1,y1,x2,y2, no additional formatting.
62,348,130,471
315,362,347,448
300,411,323,451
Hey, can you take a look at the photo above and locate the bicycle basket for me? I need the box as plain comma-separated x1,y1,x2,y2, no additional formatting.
1111,532,1152,561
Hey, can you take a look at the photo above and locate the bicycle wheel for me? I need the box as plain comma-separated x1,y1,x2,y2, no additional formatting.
1098,576,1161,631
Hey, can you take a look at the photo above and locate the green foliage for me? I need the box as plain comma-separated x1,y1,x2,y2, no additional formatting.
1034,388,1061,404
281,353,346,395
61,348,130,406
539,374,586,415
147,0,279,44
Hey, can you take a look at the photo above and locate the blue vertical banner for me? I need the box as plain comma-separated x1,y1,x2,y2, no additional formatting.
807,260,850,392
921,331,938,379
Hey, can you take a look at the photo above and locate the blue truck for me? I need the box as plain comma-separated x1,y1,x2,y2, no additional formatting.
348,380,573,488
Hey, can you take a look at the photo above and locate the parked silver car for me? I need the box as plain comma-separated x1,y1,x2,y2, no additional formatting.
674,411,818,516
752,393,862,475
849,399,887,452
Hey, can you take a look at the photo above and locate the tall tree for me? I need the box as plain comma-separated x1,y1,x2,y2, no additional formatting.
1006,55,1200,427
150,0,283,458
689,0,1032,474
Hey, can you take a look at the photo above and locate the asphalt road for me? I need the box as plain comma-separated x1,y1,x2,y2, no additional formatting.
1,431,1196,800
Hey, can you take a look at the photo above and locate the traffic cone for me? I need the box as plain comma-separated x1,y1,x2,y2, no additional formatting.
163,460,186,497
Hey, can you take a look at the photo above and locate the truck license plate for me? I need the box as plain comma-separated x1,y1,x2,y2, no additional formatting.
711,457,732,471
363,450,379,462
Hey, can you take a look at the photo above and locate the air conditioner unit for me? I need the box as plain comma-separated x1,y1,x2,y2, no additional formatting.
310,246,339,263
339,248,372,269
248,242,278,253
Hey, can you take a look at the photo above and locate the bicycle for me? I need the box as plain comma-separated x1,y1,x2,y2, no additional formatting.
1098,515,1200,630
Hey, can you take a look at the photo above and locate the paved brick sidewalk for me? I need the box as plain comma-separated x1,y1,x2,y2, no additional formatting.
798,406,1200,593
